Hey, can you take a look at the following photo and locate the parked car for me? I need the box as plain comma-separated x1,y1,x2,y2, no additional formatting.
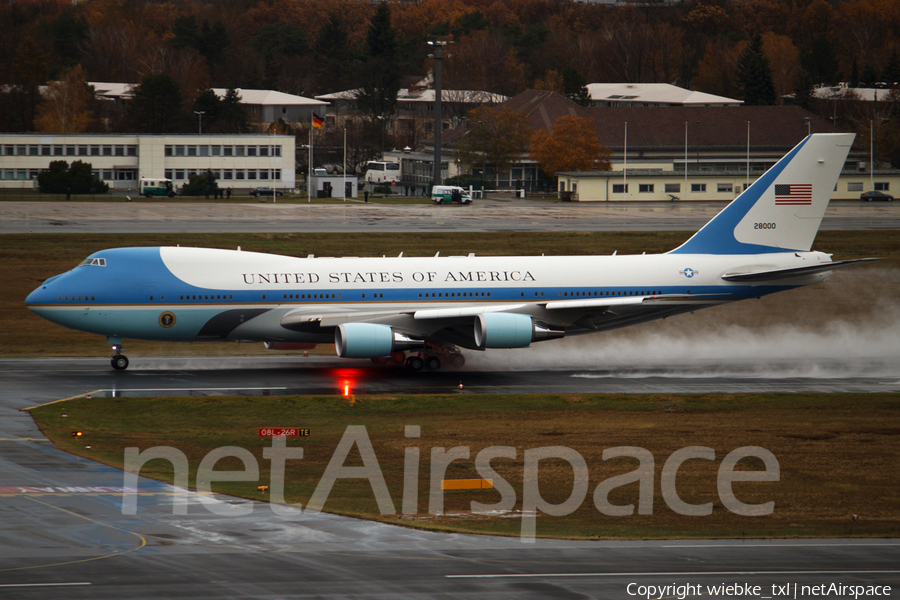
861,190,893,202
250,186,283,197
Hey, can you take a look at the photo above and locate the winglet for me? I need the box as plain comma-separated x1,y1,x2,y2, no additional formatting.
670,133,855,255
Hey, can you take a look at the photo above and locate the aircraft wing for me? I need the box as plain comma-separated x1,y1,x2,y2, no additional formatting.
279,293,733,348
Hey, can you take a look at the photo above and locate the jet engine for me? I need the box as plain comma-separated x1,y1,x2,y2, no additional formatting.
474,313,565,349
335,323,425,358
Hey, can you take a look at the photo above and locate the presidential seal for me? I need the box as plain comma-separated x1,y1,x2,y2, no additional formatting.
158,311,176,328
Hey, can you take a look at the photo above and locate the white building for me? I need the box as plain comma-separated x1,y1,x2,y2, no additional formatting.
556,169,900,202
0,133,296,190
90,83,328,131
587,83,742,107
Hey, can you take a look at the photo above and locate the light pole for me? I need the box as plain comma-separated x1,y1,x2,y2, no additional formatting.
427,37,452,187
194,111,205,134
479,120,487,184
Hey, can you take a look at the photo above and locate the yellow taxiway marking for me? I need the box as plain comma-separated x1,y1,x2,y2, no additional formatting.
20,390,105,412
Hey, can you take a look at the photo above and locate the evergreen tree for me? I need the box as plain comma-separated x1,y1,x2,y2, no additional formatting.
11,36,48,131
849,60,860,88
37,160,109,194
881,46,900,87
314,13,348,61
192,88,221,130
218,88,250,134
50,11,88,67
366,3,397,59
562,67,591,107
314,13,350,92
735,32,776,106
356,3,401,121
861,63,879,88
801,35,841,87
791,70,816,111
126,73,185,133
883,48,900,87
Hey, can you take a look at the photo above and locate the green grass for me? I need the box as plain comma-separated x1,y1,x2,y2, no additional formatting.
29,392,900,540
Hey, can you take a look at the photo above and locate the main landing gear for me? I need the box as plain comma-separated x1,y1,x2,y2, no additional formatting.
110,344,129,370
371,345,466,372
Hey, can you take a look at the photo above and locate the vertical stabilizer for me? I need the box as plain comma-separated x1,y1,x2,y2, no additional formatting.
670,133,855,255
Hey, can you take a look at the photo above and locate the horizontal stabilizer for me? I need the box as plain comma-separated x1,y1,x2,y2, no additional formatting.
721,258,880,282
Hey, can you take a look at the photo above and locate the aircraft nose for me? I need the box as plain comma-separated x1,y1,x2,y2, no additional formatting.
26,285,50,307
26,275,61,308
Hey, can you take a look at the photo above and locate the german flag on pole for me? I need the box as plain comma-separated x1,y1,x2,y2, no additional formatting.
312,113,324,129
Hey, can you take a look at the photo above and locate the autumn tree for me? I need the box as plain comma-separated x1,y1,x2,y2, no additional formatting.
34,65,95,133
762,33,800,103
530,115,611,178
456,106,531,186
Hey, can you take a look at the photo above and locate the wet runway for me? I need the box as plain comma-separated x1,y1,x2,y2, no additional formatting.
3,199,900,233
4,356,900,402
2,357,899,598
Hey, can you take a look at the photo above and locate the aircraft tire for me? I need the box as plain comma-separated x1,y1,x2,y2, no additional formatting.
405,356,424,372
451,354,465,368
111,355,129,370
425,356,441,371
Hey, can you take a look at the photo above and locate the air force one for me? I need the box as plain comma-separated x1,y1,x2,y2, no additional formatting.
26,133,876,371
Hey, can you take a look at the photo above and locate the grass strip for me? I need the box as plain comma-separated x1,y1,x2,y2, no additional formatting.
30,392,900,540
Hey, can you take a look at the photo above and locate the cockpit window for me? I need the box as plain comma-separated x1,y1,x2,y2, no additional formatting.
78,258,107,267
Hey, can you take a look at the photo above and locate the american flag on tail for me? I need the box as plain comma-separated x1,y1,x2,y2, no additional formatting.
775,184,813,205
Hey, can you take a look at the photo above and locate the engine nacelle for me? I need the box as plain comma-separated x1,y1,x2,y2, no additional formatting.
335,323,424,358
474,313,565,349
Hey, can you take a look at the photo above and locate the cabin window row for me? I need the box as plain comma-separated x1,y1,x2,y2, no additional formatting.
180,294,234,300
283,293,341,300
557,290,660,297
419,292,490,298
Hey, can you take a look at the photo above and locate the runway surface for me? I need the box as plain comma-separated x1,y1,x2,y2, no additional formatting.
4,355,900,400
2,356,899,598
2,199,900,233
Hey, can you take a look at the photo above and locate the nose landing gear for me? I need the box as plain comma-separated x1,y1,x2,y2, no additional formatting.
110,344,129,370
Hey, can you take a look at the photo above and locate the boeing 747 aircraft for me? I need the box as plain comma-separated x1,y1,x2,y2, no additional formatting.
26,133,875,371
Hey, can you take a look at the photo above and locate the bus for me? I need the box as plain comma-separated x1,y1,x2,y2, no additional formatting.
364,161,400,184
139,178,176,198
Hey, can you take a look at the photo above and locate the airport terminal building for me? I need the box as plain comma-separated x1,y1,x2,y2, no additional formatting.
0,133,297,191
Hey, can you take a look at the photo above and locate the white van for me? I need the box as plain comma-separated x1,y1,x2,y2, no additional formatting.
431,185,474,205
